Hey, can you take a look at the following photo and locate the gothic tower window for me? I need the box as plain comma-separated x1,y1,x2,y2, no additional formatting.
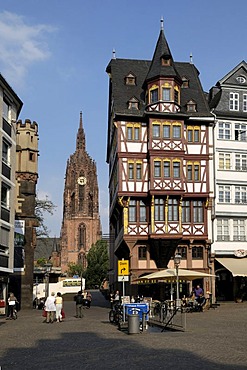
71,193,75,215
88,192,93,217
78,183,84,211
78,223,86,250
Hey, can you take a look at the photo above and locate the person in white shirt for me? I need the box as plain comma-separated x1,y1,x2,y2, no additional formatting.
44,292,56,323
8,293,18,319
55,292,63,322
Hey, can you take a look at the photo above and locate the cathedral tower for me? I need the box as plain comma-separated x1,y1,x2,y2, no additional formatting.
60,112,101,273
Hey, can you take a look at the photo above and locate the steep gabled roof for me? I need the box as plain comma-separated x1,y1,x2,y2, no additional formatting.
217,60,247,86
145,29,181,83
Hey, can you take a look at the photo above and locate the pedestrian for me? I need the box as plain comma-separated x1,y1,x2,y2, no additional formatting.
194,284,206,310
109,291,114,308
7,293,18,319
194,284,204,302
86,291,92,308
74,290,83,318
55,292,63,322
113,290,120,306
44,292,56,323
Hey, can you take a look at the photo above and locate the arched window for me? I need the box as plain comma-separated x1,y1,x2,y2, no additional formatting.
78,223,86,250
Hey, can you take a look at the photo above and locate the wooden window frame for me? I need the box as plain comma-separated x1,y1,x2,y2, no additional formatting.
154,160,161,178
138,246,147,260
192,246,203,259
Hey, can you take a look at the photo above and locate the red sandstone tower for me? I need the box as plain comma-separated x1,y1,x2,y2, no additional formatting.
60,112,102,273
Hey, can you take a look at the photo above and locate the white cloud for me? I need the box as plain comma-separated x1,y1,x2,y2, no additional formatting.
0,11,56,87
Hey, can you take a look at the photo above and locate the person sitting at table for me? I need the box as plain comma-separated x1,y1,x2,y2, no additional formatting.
194,284,204,304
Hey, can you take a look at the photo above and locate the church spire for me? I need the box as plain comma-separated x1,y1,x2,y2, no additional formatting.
76,111,85,151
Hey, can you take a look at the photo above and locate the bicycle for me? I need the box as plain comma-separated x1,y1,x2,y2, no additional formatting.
109,303,123,325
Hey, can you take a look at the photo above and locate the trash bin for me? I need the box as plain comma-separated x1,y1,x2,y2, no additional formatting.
128,313,140,334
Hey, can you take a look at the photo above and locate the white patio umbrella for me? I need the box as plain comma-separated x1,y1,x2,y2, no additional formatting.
135,268,215,301
137,268,215,281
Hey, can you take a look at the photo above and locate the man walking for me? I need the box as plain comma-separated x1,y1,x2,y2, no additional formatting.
45,292,56,323
74,290,83,318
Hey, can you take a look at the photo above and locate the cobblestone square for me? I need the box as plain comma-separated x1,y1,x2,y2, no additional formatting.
0,292,246,370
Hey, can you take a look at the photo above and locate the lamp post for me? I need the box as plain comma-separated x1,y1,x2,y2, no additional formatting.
44,263,52,299
174,254,182,309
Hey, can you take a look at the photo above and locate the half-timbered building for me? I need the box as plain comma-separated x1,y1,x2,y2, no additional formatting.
106,21,214,297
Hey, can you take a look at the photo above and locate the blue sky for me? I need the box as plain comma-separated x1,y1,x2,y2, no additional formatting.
1,0,246,237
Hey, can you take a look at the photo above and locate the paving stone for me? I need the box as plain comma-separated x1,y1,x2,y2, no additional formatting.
0,292,246,369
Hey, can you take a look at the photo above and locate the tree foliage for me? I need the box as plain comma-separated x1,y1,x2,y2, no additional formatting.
35,196,57,237
85,240,109,289
35,257,47,266
66,262,85,277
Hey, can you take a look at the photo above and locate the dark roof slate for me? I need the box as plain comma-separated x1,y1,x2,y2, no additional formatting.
145,30,180,82
35,237,60,260
106,58,211,118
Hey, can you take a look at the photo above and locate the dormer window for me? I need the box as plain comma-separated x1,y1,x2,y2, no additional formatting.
186,99,197,112
236,76,246,84
128,96,139,110
125,72,136,86
182,77,189,88
161,57,171,66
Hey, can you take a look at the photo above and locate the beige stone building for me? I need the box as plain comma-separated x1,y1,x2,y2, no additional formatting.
13,119,39,308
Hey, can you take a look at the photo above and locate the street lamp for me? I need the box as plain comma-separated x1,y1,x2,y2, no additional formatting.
174,254,182,309
44,263,52,299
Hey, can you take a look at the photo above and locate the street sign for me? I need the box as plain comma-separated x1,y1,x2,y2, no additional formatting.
118,260,129,276
118,275,129,282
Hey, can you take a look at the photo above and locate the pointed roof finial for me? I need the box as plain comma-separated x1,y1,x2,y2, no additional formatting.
79,111,83,129
112,49,116,59
160,17,164,31
190,53,193,64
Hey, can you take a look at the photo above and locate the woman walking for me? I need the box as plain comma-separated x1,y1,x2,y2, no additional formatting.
55,292,63,322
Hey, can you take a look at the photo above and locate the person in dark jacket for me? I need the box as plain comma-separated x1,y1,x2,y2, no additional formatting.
74,291,83,318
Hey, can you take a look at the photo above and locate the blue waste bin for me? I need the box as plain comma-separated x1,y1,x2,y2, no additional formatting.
124,303,149,321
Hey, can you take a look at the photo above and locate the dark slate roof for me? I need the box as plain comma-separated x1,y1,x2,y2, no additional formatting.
35,237,61,261
175,62,211,116
106,58,211,118
106,58,150,117
146,30,181,82
208,61,247,118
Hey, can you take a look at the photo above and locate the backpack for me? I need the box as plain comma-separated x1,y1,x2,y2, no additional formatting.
76,295,83,304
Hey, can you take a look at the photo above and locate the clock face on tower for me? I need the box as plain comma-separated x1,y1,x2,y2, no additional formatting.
77,176,87,186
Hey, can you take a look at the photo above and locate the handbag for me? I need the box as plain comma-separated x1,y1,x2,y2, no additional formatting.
42,309,47,317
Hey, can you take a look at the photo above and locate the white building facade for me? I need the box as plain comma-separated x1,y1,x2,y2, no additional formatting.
209,61,247,301
0,74,22,313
